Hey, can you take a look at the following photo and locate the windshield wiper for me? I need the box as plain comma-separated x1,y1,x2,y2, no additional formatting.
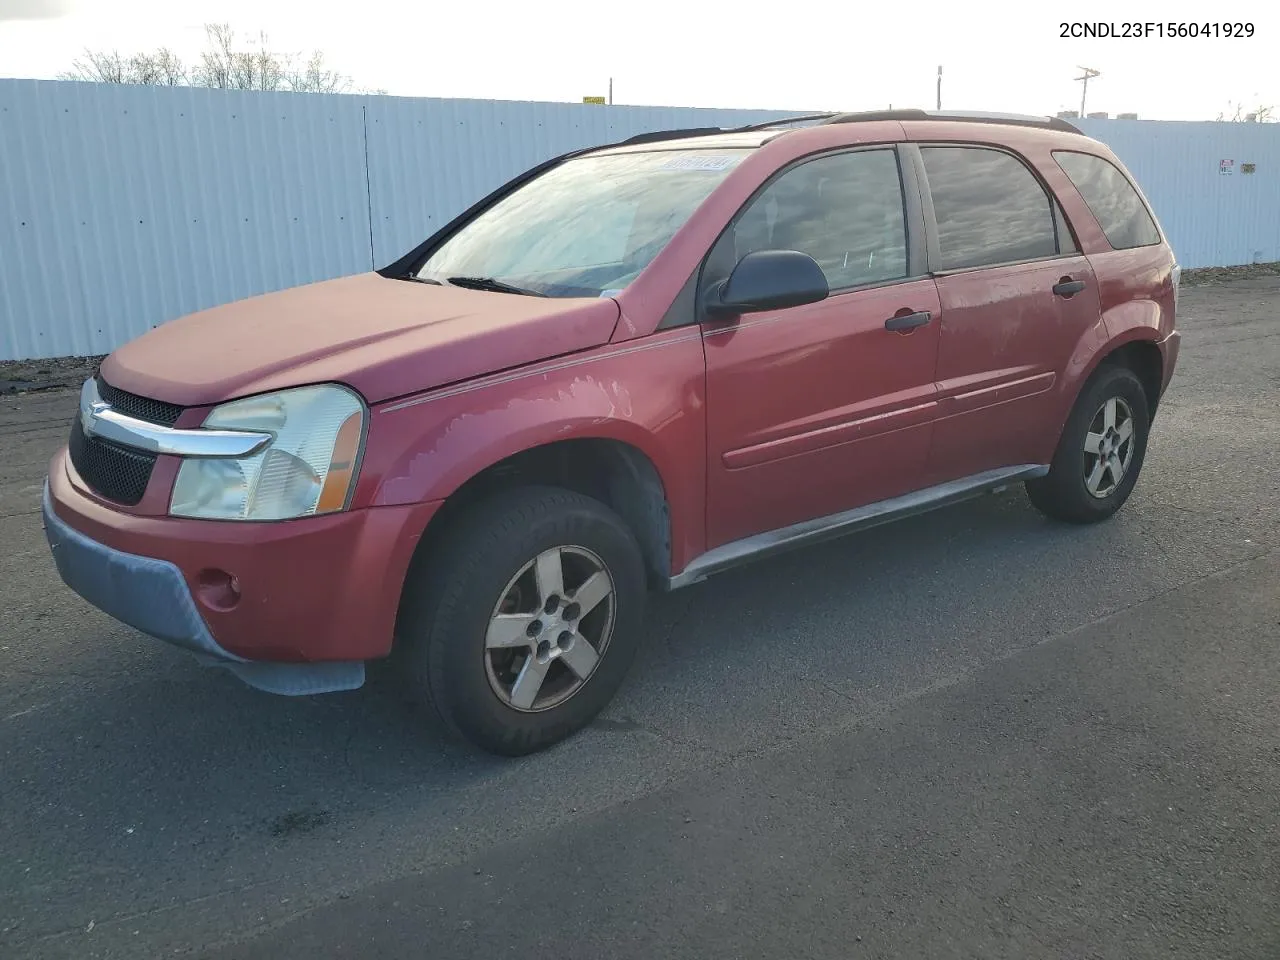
447,276,546,297
397,274,441,285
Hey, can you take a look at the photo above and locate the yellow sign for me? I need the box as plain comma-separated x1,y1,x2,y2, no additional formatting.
582,96,606,105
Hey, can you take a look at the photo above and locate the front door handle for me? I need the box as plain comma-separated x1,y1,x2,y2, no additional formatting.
1053,278,1086,298
884,310,932,332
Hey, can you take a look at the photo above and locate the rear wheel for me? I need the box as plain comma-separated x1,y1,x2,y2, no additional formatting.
399,486,647,756
1026,365,1151,524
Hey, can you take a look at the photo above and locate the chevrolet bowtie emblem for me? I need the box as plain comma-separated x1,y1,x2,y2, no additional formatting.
82,399,110,436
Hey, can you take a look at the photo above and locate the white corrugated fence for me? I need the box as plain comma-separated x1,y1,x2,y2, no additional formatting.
1,80,1277,360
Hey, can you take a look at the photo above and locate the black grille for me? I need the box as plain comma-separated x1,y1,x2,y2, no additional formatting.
67,376,186,506
96,376,183,427
68,417,155,505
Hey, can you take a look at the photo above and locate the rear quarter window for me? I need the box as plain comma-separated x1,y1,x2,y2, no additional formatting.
1053,151,1161,250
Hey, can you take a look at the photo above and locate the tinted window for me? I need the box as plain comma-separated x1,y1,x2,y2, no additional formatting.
921,147,1058,270
1054,151,1161,249
708,149,908,291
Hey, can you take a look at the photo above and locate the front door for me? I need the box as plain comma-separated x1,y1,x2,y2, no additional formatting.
701,147,942,549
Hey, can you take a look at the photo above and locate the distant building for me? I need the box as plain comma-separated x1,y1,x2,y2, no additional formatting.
1117,112,1139,120
1087,111,1109,119
1057,110,1080,119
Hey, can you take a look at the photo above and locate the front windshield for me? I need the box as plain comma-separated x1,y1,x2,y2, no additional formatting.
416,149,750,298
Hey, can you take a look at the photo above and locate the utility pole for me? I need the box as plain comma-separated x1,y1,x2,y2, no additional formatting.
1075,66,1100,117
936,65,942,110
608,77,613,105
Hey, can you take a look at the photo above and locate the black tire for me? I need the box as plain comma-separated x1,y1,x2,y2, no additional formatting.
1026,364,1151,524
398,486,647,756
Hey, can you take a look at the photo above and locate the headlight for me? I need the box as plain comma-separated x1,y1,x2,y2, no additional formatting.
170,385,365,520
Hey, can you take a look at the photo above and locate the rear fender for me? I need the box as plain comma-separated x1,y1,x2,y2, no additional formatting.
1046,299,1163,451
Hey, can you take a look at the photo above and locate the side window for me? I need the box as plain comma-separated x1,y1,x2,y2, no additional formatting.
921,146,1059,270
1053,151,1161,249
706,149,909,293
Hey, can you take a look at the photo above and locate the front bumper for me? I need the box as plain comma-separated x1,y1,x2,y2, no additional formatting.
43,448,441,695
43,481,363,694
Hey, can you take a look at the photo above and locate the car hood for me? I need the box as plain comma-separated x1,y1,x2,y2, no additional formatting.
99,273,621,407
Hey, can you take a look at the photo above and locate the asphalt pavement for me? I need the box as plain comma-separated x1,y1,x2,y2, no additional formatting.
2,279,1278,960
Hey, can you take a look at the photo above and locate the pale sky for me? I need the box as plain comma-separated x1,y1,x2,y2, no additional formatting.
0,0,1276,120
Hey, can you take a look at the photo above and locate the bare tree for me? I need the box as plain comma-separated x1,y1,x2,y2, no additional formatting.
1216,101,1276,122
60,50,129,84
129,49,188,86
190,22,233,89
60,48,187,85
288,51,351,95
193,24,284,91
60,23,357,94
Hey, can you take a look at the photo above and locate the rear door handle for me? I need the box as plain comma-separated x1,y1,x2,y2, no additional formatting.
884,310,932,332
1053,278,1086,298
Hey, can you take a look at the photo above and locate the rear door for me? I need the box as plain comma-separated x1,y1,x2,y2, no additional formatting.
700,146,942,549
912,144,1103,482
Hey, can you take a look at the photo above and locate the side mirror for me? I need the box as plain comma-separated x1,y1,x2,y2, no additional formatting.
705,249,829,317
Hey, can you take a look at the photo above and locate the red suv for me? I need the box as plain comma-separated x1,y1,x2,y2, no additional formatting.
44,110,1181,754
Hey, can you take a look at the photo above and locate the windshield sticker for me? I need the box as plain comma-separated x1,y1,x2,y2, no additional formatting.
660,154,741,172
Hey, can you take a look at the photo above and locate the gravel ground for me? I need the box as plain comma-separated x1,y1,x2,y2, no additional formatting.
1181,261,1280,286
0,356,103,395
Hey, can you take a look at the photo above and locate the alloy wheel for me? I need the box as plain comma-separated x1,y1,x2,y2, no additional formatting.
483,546,616,712
1083,396,1136,499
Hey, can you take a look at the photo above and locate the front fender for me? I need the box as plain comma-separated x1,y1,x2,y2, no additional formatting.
377,382,662,501
353,330,709,574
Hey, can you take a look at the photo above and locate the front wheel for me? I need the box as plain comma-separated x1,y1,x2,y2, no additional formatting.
1026,365,1151,524
399,486,647,756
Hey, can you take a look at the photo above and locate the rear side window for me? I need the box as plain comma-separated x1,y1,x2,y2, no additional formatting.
921,147,1059,270
1053,151,1161,249
707,148,909,292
